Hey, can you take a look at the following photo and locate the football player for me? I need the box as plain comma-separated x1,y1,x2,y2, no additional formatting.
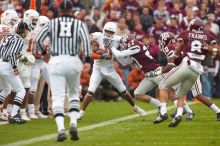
159,32,220,121
27,15,50,119
108,33,192,119
78,22,147,119
155,18,219,127
18,9,39,121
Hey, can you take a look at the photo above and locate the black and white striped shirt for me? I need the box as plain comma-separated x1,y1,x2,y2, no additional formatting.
35,15,91,57
0,34,23,68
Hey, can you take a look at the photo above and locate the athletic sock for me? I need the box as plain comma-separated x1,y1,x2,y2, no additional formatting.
160,103,167,115
55,116,65,132
11,105,20,117
69,111,78,126
149,97,160,107
6,104,12,114
210,104,220,113
176,107,183,117
184,101,193,113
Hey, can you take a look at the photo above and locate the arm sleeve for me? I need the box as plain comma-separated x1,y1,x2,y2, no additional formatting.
35,24,50,55
116,56,133,66
111,45,140,58
80,22,91,57
9,38,23,68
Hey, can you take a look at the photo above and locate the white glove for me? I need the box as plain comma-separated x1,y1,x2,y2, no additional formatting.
145,67,162,77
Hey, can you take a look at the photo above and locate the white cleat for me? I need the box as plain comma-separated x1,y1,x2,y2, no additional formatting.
132,106,147,117
29,114,38,119
77,110,84,120
21,113,31,121
36,112,48,119
0,113,8,121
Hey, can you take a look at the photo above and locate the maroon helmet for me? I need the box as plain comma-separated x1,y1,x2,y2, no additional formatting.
159,32,175,50
188,18,204,32
120,33,136,50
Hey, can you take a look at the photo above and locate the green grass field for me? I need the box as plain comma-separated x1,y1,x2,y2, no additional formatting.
0,99,220,146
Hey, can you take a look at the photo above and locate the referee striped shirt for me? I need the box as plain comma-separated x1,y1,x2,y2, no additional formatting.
0,34,23,68
35,15,91,57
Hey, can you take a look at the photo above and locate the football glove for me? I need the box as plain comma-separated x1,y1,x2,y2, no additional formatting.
145,67,162,77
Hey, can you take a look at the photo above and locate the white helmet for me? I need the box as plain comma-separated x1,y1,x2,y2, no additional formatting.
103,22,117,38
1,10,19,29
23,9,39,30
38,16,50,28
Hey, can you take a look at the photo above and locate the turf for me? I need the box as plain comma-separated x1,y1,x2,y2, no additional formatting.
0,99,220,146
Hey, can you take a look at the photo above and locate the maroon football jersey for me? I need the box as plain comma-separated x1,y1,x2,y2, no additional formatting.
125,40,160,73
163,43,183,66
177,30,213,61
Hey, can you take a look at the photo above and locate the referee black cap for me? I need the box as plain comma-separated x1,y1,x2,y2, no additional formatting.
60,0,73,10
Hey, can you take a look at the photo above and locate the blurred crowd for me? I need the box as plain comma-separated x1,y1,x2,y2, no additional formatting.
1,0,220,111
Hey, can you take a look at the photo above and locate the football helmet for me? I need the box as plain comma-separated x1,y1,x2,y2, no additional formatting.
159,32,175,50
23,9,39,30
38,16,50,28
188,18,204,32
120,33,136,50
103,22,117,39
1,10,19,29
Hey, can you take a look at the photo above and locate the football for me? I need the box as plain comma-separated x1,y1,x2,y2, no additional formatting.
94,48,109,55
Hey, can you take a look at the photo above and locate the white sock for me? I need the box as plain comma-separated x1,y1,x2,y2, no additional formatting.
176,107,183,117
173,100,178,108
184,101,192,113
6,104,12,114
149,97,160,107
210,104,220,113
20,108,26,115
11,105,20,117
55,116,65,132
69,111,78,126
2,109,7,114
28,104,35,115
160,103,167,115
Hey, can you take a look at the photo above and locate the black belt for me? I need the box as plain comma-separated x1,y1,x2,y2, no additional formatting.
51,53,76,56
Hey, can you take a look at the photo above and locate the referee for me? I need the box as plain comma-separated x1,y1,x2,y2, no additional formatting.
35,0,91,142
0,21,29,124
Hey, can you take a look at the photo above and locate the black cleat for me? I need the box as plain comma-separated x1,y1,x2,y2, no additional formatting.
69,124,79,141
186,112,195,120
8,115,26,124
217,112,220,121
153,113,168,124
56,129,67,142
168,115,182,127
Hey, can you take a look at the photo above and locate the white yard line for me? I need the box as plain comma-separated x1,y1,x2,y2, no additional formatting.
1,103,195,146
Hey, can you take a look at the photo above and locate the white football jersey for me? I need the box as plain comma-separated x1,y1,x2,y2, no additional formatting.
0,24,13,40
91,32,121,66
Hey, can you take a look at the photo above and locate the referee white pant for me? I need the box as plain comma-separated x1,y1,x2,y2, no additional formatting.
48,55,83,116
0,60,25,106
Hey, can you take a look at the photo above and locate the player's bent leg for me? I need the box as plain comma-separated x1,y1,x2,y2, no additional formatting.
8,76,26,124
195,94,220,121
78,91,94,120
119,90,146,116
153,89,169,124
134,77,160,107
168,96,184,127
